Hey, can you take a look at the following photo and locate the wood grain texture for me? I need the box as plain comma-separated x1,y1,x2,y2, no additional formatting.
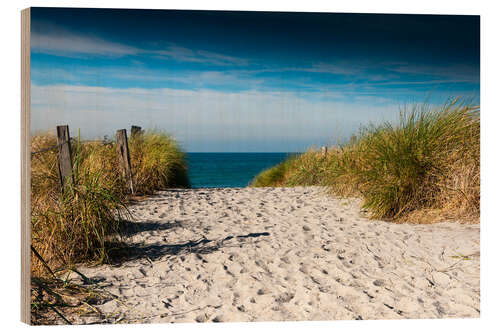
56,125,73,191
116,129,135,194
21,7,31,325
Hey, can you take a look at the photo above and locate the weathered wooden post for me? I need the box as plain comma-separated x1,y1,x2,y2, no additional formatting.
116,129,135,194
321,146,328,158
131,125,142,138
56,125,73,191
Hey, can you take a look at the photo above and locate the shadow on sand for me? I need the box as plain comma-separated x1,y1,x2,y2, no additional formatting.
119,220,184,237
106,231,270,264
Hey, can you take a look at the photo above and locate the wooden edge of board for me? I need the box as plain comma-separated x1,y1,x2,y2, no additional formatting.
21,7,31,325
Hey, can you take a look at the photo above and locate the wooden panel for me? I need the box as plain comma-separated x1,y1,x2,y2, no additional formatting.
21,7,31,325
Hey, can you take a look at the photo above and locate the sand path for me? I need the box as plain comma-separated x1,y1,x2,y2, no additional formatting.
70,187,480,324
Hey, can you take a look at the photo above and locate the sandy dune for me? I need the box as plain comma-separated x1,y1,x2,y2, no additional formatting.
68,187,480,324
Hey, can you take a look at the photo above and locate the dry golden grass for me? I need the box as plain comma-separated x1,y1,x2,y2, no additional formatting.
129,131,189,194
31,135,128,276
252,99,480,223
30,130,188,277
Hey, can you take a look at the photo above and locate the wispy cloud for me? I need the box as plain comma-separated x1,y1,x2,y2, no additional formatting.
289,62,366,76
281,61,479,84
31,22,140,57
30,63,478,107
387,63,480,83
31,84,403,151
31,21,250,66
153,46,249,66
31,21,479,86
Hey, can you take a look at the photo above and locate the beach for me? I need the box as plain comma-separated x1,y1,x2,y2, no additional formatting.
67,186,479,324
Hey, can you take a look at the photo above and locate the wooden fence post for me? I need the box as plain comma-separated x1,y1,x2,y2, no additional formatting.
56,125,73,191
116,129,135,194
131,125,142,138
321,146,328,157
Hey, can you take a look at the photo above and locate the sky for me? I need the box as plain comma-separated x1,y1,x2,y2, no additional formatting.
30,8,480,152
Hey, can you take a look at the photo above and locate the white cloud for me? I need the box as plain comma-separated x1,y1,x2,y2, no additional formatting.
31,21,250,66
153,46,249,66
196,50,249,66
386,63,480,83
263,60,479,84
31,23,140,57
31,84,401,152
31,21,479,85
291,62,365,76
31,63,476,113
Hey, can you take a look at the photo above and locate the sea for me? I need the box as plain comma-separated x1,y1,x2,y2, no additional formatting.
186,152,294,188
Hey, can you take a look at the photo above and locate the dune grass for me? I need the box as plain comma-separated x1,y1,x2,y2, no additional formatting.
129,131,189,193
30,135,128,276
252,99,480,223
30,130,188,277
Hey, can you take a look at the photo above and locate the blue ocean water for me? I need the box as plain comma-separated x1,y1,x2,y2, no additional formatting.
186,153,294,188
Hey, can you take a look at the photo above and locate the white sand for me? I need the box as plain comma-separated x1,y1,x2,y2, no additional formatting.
69,187,479,324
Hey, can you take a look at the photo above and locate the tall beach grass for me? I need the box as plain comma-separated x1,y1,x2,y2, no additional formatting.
30,130,188,277
252,99,480,223
129,131,189,193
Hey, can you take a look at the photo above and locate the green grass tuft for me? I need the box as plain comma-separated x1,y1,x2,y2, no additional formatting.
252,99,480,223
129,131,189,193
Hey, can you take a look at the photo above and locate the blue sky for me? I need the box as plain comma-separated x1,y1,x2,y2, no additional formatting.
30,8,479,152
